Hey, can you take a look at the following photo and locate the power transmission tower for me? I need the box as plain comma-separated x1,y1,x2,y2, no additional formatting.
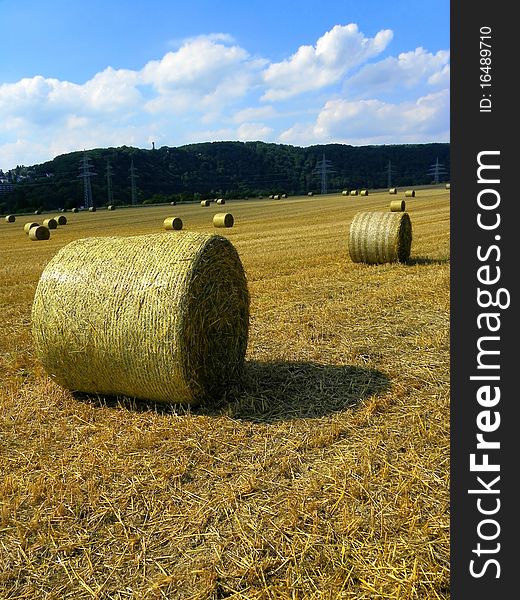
312,153,335,194
427,157,448,184
129,158,139,205
106,159,114,205
78,151,96,209
386,160,397,188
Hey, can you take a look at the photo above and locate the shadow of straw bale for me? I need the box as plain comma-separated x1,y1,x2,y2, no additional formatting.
73,361,389,422
217,360,390,423
405,256,450,266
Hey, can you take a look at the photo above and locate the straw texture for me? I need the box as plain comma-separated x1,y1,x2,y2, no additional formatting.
405,190,415,198
42,218,57,229
390,200,406,212
24,222,40,234
163,216,183,230
348,211,412,264
213,213,234,228
29,226,50,241
56,215,67,225
32,232,249,405
5,215,15,223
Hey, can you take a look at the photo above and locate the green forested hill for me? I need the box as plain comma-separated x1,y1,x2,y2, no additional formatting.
1,141,449,213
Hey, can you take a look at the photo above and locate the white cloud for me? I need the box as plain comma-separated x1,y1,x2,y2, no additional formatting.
345,47,450,96
280,89,449,145
237,122,274,141
262,24,393,101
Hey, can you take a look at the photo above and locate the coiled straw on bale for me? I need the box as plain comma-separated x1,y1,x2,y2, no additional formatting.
405,190,415,198
5,215,15,223
213,213,234,228
56,215,67,225
348,211,412,264
163,216,183,230
389,188,398,194
29,225,50,241
42,218,58,229
390,199,406,212
24,222,39,234
32,232,249,405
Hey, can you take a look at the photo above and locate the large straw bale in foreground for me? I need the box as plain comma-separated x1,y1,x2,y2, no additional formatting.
32,232,249,405
348,211,412,264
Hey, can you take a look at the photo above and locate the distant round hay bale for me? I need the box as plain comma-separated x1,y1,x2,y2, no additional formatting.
31,232,250,405
5,214,15,223
216,198,225,205
170,201,177,206
71,208,79,213
342,190,349,196
56,215,67,225
389,188,398,194
42,218,58,229
34,209,42,215
273,194,280,200
349,211,412,264
445,183,450,190
29,225,50,241
163,216,183,231
405,190,415,198
281,193,287,198
201,200,210,207
60,208,67,213
24,222,40,234
308,192,313,196
268,195,274,199
88,206,97,212
107,205,115,211
360,189,368,196
213,213,234,228
350,190,358,196
390,200,406,212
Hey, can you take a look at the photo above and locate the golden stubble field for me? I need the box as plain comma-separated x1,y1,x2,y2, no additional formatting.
0,188,450,599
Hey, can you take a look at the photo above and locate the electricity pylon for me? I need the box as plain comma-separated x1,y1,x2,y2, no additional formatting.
78,151,96,209
312,153,335,194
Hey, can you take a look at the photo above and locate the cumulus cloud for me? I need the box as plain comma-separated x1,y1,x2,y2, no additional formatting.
237,122,274,141
262,24,393,101
279,89,449,145
344,48,450,96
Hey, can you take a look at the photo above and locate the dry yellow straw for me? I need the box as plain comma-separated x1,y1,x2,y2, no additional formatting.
389,188,398,194
24,222,40,234
349,211,412,264
390,200,406,212
163,216,183,230
29,226,50,241
42,218,58,229
56,215,67,225
213,213,234,228
5,215,15,223
32,232,249,405
405,190,416,197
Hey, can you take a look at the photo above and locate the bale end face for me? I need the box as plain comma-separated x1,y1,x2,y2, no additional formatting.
31,232,249,405
213,213,234,228
348,211,412,264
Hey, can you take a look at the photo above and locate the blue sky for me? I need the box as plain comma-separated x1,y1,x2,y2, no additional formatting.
0,0,450,171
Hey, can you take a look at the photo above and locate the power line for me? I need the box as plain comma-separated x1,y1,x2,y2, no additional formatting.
312,153,335,194
77,151,96,209
129,158,139,205
106,159,114,205
427,157,448,184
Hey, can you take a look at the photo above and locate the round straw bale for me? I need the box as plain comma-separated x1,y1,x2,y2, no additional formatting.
216,198,225,205
24,222,40,234
201,200,210,207
405,190,415,197
342,190,349,195
29,225,50,241
213,213,234,228
281,193,287,198
42,218,58,229
56,215,67,225
390,199,406,212
72,207,79,213
350,190,358,196
170,201,177,206
163,216,183,231
348,211,412,264
308,192,313,196
32,232,250,405
89,206,97,212
273,194,280,200
107,205,115,211
5,214,15,223
446,183,450,190
34,209,42,215
269,195,274,199
360,189,368,196
389,188,398,194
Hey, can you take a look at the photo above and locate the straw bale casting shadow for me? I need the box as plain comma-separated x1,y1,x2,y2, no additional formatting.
222,361,390,423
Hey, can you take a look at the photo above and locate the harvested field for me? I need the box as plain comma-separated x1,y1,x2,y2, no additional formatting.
0,186,450,598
